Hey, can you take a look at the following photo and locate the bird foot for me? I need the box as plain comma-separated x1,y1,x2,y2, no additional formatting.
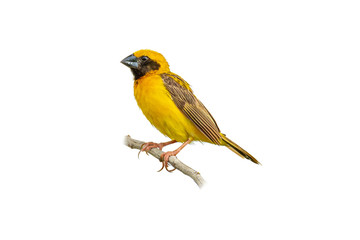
138,142,162,158
138,140,177,159
157,138,192,172
143,142,164,151
158,151,177,172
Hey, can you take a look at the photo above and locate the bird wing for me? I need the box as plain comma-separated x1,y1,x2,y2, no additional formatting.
161,73,222,144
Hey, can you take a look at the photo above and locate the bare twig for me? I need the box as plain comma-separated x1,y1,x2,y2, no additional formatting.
124,135,206,188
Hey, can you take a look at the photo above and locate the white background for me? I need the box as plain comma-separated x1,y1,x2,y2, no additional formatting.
1,0,359,239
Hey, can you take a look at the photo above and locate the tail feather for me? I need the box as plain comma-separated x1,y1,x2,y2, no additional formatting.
221,134,260,165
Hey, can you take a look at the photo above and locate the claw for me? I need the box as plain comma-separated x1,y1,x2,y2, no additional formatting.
137,140,177,159
157,162,165,172
158,152,176,172
138,142,157,158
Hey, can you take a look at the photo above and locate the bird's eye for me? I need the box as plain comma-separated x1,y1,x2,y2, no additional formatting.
140,56,149,62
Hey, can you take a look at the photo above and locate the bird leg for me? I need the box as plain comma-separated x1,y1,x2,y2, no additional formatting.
158,138,193,172
138,140,177,158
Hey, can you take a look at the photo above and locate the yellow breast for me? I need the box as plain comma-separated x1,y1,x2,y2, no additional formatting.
134,74,208,143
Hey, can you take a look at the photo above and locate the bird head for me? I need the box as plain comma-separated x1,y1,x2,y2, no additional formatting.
121,50,170,80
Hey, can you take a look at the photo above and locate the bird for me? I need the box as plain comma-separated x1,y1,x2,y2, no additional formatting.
121,49,260,172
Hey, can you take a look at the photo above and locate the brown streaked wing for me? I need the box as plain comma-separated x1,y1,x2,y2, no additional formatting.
161,73,222,144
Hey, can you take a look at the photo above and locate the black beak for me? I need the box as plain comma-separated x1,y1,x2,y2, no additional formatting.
121,54,139,69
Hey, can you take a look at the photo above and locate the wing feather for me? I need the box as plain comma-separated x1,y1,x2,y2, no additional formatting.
161,73,222,144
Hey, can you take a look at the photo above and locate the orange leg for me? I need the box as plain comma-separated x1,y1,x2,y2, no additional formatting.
158,138,193,172
138,140,177,158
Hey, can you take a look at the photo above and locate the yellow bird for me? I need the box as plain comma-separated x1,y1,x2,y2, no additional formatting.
121,50,259,172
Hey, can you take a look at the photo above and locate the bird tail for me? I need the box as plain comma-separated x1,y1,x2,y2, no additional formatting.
221,134,260,165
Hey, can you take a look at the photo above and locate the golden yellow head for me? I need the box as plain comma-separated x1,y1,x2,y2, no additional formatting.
121,49,170,80
134,50,170,72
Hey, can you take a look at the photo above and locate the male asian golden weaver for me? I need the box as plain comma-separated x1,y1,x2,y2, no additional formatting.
121,50,260,172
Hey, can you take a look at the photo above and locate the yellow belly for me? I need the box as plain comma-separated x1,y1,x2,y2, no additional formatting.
134,74,209,143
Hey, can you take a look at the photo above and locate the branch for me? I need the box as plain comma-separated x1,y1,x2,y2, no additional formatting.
124,135,206,188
